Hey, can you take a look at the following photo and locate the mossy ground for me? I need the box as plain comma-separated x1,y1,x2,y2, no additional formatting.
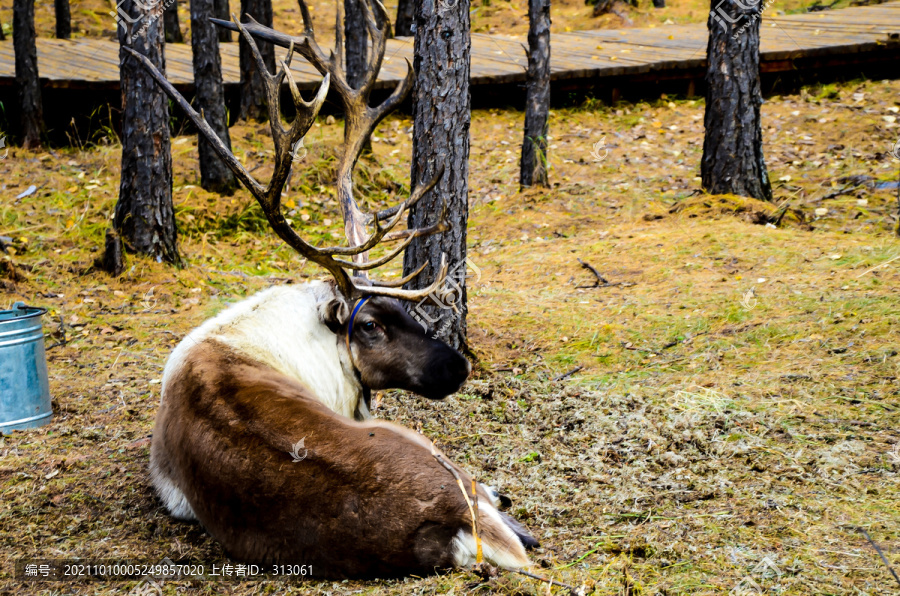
0,78,899,594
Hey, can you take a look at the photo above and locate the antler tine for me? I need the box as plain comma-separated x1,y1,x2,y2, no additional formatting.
382,198,450,243
232,16,288,139
369,262,427,288
284,67,330,141
332,235,414,270
279,40,295,81
352,254,450,301
369,58,415,131
295,0,316,37
357,0,389,96
333,0,346,80
233,15,300,204
233,15,274,83
212,14,332,78
319,166,443,256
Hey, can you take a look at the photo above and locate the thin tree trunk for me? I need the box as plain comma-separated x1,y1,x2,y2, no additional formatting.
192,0,237,194
702,0,772,201
164,0,184,43
395,0,414,36
215,0,232,42
54,0,71,39
520,0,551,189
344,0,373,155
239,0,274,121
108,0,179,269
652,0,665,7
13,0,43,149
345,0,367,89
402,0,471,352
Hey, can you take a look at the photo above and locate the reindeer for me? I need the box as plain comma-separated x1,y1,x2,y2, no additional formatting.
127,0,538,578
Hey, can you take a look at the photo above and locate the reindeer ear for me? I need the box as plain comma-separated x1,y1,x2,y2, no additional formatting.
318,298,350,334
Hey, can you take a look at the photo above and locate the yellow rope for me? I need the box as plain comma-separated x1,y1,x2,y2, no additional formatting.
431,447,483,564
472,479,483,564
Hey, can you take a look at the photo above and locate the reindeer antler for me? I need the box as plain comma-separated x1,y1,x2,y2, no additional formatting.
124,10,449,301
212,0,417,264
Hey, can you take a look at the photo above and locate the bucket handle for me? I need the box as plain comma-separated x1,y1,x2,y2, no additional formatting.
7,302,47,319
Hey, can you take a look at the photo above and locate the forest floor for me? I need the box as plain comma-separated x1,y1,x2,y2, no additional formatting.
15,0,859,45
1,77,899,594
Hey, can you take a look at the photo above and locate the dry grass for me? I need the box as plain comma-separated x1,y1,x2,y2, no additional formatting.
1,77,899,595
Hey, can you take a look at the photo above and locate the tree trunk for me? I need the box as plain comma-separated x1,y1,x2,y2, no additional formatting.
520,0,551,189
239,0,274,121
164,0,184,43
402,0,471,352
701,0,772,202
395,0,414,36
215,0,232,42
54,0,71,39
108,0,179,268
345,0,368,90
652,0,665,7
192,0,237,194
13,0,43,149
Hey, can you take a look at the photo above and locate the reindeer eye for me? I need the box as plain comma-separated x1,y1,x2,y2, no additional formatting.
362,321,377,332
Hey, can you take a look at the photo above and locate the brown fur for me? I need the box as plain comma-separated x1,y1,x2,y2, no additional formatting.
152,339,528,578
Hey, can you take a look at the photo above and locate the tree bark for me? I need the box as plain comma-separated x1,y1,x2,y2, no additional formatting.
345,0,367,90
13,0,43,149
109,0,179,267
54,0,71,39
215,0,233,42
395,0,415,36
701,0,772,202
520,0,551,189
402,0,471,352
164,0,184,43
239,0,274,121
652,0,666,7
192,0,237,194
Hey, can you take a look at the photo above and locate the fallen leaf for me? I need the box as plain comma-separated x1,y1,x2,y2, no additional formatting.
16,185,37,199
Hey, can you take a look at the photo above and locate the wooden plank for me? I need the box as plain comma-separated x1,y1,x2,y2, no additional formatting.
0,0,895,91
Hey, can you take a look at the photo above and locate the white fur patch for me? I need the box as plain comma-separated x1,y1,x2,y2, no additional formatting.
161,281,365,420
482,483,502,508
450,503,531,570
149,463,196,520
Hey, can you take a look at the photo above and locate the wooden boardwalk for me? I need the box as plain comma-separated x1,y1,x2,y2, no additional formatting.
0,2,897,93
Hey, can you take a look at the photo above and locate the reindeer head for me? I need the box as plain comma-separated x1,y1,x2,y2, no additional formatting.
319,293,470,399
127,0,470,400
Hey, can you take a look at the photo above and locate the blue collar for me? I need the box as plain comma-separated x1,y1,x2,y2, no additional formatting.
347,296,372,340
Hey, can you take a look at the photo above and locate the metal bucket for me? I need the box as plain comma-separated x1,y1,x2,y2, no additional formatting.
0,302,52,433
